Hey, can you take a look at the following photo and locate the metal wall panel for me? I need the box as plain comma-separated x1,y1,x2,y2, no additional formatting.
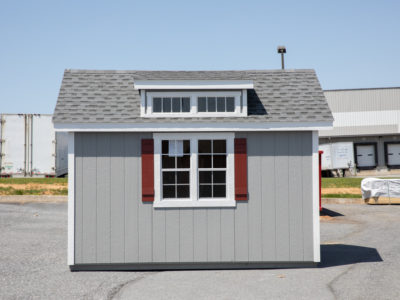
322,88,400,137
325,88,400,113
74,131,315,265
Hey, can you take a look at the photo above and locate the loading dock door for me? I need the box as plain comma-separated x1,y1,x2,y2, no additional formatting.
387,144,400,166
356,145,376,167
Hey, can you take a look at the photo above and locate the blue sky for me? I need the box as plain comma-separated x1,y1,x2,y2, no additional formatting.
0,0,399,114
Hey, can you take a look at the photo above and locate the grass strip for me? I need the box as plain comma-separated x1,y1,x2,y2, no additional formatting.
0,187,68,196
0,178,67,185
322,193,361,199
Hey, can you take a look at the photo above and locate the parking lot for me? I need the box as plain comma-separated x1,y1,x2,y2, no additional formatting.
0,202,399,299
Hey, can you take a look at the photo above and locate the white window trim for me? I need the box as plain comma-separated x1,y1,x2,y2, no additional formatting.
142,91,246,118
134,80,254,90
153,132,235,208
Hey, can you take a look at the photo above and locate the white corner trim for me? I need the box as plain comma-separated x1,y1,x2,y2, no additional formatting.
67,132,75,266
312,130,320,262
54,121,333,132
134,80,254,90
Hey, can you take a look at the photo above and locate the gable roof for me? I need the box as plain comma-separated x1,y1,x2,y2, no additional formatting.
53,69,333,124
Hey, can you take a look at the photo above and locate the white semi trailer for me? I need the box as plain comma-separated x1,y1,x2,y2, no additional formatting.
319,142,356,176
0,114,68,177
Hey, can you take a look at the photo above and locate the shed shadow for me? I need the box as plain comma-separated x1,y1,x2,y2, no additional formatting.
319,244,382,268
320,208,344,217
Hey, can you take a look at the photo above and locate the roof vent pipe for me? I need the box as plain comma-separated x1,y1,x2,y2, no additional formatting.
277,46,286,69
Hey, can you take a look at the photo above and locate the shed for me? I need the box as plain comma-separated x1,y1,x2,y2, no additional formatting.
53,69,333,270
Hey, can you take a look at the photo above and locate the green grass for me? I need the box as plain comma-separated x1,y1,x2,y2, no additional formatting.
321,178,363,188
321,193,361,198
0,177,67,185
0,187,68,195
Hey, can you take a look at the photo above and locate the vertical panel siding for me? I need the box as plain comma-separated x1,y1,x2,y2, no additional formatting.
179,210,194,262
288,133,304,261
260,133,276,261
74,134,83,263
124,135,139,262
96,134,111,263
110,134,125,262
75,131,314,265
81,134,97,263
247,135,263,261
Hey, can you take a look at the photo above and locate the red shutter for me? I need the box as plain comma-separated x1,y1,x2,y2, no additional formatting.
234,138,248,201
141,139,154,202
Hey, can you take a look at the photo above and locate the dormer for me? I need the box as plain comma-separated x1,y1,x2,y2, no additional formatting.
134,80,254,118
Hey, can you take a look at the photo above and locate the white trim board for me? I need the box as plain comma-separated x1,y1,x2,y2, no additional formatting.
312,130,320,262
134,80,254,90
54,121,333,132
67,132,75,266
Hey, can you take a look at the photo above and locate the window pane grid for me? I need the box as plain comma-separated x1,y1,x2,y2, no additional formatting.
154,97,191,113
161,140,190,199
197,97,235,113
198,140,227,198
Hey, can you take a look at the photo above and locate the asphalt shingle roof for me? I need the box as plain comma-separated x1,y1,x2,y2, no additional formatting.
53,69,333,124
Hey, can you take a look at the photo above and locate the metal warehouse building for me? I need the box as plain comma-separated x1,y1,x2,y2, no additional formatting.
320,87,400,172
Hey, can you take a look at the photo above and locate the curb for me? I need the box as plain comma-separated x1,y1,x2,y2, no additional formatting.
0,195,67,204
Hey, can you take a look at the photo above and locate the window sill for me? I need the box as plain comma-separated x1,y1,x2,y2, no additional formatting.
153,199,236,208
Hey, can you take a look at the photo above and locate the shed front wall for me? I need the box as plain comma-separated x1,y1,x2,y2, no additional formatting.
74,131,315,266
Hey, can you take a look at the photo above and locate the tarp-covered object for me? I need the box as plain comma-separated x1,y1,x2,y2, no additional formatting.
361,178,400,200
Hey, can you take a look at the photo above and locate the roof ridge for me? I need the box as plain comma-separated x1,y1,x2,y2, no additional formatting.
65,69,315,73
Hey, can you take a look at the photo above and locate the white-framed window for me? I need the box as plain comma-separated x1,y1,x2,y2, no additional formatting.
153,132,235,208
141,91,247,118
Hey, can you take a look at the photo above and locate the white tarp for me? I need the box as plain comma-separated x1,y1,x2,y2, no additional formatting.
361,178,400,199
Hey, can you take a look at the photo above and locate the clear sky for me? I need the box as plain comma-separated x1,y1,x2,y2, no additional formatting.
0,0,399,114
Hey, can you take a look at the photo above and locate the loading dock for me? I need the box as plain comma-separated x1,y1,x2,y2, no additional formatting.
354,143,377,169
384,142,400,168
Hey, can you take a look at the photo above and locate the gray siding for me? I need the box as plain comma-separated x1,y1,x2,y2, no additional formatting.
74,131,314,265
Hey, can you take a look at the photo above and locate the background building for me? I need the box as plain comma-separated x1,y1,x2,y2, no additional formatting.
320,87,400,173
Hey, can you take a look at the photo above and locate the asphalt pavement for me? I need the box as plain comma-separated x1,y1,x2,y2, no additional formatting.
0,202,399,299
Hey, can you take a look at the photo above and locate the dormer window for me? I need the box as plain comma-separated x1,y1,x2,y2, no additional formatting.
135,80,253,118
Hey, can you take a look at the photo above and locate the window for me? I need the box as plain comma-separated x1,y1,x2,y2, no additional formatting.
198,140,227,198
153,133,235,208
142,91,247,117
161,140,190,198
198,97,235,113
153,97,191,113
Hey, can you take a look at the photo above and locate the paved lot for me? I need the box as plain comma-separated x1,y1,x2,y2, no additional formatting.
0,203,399,299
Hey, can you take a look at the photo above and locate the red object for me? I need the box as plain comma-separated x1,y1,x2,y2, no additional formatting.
234,138,248,201
319,150,323,211
141,139,154,202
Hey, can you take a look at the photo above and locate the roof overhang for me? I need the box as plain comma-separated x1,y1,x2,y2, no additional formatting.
133,80,254,90
53,121,333,132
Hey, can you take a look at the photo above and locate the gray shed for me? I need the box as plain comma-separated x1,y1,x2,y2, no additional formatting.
53,69,333,271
